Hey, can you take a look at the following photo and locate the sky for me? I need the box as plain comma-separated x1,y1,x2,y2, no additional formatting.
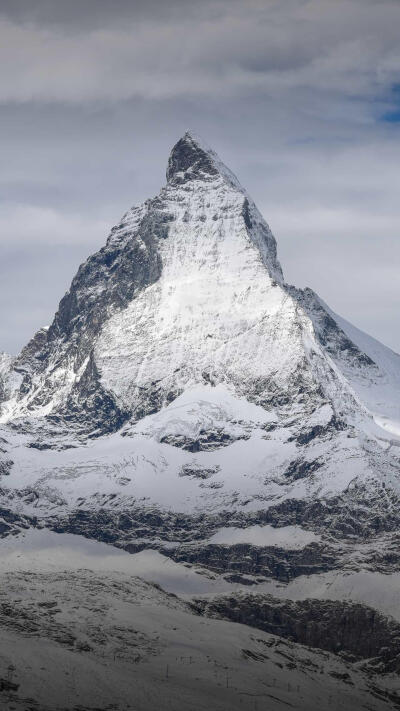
1,0,399,354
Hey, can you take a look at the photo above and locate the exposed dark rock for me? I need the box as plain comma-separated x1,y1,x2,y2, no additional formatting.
290,416,347,445
0,504,37,538
166,132,219,184
0,678,19,692
60,352,130,436
179,464,220,479
196,594,400,673
9,201,171,434
161,429,250,452
284,458,323,481
255,486,400,540
289,286,377,369
242,197,253,229
0,458,13,476
165,542,339,582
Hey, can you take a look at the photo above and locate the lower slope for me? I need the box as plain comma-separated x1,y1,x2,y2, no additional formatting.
0,531,398,711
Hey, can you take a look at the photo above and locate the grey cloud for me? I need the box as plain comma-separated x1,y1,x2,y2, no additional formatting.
0,0,399,105
0,0,225,28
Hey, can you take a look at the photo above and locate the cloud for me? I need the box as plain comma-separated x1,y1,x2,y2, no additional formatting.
0,0,399,109
0,203,109,247
0,0,230,28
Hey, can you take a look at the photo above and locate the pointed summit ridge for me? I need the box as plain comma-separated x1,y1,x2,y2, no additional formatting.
166,131,243,192
165,132,283,282
166,131,219,183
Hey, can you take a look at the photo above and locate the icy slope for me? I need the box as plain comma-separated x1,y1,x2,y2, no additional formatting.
292,288,400,431
323,299,400,433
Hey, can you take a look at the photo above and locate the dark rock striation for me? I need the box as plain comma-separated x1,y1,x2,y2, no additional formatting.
196,594,400,673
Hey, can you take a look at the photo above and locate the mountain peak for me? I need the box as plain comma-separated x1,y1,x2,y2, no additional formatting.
166,131,219,183
166,132,245,193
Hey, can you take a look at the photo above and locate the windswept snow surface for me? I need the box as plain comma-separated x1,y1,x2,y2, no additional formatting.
129,384,275,441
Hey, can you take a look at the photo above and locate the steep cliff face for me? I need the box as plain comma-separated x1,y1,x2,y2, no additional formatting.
0,200,165,430
196,593,400,673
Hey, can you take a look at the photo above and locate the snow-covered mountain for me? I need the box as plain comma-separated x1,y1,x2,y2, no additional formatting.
1,131,399,512
1,132,400,709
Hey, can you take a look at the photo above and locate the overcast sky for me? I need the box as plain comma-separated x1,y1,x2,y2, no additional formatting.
1,0,399,354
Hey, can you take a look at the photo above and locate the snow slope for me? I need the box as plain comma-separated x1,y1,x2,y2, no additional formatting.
323,298,400,432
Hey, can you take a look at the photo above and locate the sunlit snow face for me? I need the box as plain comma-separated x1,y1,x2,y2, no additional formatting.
95,163,316,419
